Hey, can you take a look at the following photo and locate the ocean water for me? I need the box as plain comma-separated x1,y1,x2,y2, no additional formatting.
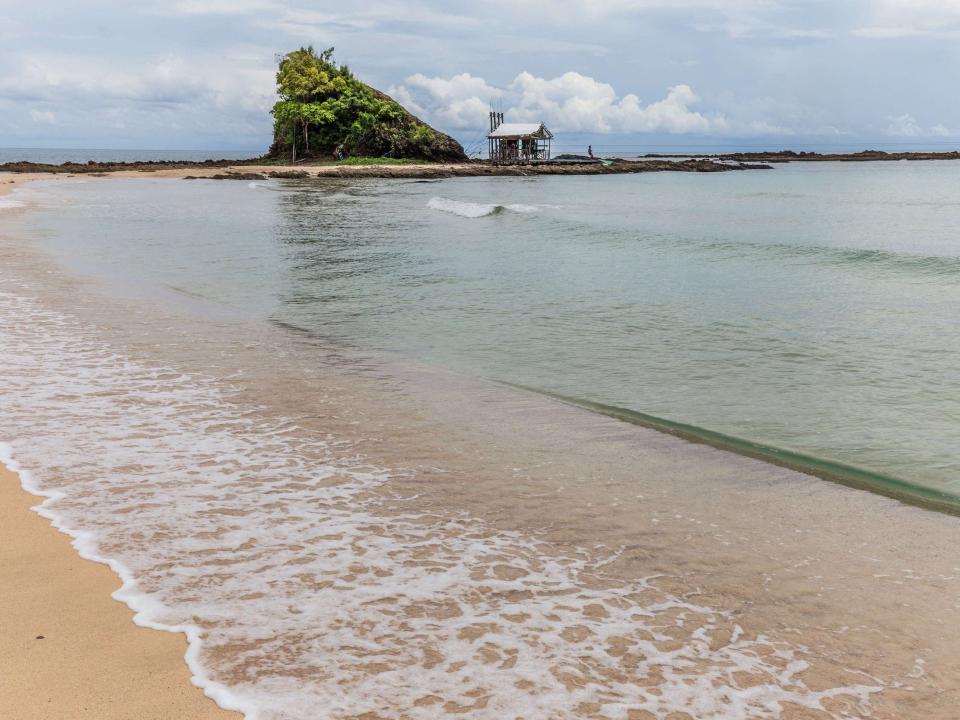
12,162,960,499
1,164,960,719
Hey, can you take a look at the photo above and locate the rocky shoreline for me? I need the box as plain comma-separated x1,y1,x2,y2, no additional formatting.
646,149,960,163
0,158,770,178
6,148,958,181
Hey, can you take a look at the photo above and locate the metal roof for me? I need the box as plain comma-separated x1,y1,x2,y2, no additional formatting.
487,122,553,139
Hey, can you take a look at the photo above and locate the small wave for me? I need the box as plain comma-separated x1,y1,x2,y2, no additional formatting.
0,198,25,211
817,246,960,276
674,236,960,278
427,197,505,218
426,197,548,218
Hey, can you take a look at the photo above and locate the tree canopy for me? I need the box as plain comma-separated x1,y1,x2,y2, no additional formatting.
269,47,465,162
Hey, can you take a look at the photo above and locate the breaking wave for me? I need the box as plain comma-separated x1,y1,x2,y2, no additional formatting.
427,196,544,218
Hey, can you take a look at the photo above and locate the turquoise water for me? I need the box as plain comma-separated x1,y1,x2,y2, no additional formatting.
14,161,960,498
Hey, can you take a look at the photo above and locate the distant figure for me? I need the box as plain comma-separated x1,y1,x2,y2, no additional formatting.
587,145,594,158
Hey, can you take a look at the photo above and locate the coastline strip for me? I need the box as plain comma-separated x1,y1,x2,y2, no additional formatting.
0,157,767,179
0,459,241,719
504,383,960,517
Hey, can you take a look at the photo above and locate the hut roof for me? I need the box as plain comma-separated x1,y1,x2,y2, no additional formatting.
488,122,553,139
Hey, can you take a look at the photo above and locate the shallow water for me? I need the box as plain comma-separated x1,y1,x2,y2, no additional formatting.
13,162,960,497
1,166,959,719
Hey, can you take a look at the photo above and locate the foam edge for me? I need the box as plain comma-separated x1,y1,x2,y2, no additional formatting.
0,441,256,719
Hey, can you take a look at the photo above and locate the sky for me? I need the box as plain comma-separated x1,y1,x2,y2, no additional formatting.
1,0,959,154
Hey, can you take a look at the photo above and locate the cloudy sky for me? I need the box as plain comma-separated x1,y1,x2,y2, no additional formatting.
1,0,958,153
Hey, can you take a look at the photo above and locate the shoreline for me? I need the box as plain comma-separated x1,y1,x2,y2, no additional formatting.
0,461,240,719
3,147,960,180
0,157,771,178
3,149,959,185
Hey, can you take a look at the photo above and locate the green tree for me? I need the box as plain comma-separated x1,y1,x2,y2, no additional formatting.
269,46,466,163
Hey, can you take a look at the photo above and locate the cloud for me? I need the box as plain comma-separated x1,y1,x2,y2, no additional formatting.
0,53,275,114
0,49,277,148
854,0,960,38
485,0,769,17
388,73,501,127
0,0,955,149
883,114,953,137
695,20,833,40
30,109,56,124
390,70,793,136
167,0,280,14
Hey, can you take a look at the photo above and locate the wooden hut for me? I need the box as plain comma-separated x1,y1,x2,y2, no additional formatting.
487,112,553,164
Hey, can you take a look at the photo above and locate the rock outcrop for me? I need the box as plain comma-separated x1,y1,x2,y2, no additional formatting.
267,47,466,163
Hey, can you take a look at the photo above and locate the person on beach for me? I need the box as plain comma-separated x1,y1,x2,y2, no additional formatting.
588,145,594,158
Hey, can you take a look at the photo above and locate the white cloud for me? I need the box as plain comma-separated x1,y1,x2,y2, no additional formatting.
513,72,721,133
30,109,55,124
389,70,793,135
486,0,769,17
884,114,922,136
388,73,501,127
0,53,275,114
0,49,277,147
854,0,960,38
883,114,953,137
696,20,833,40
168,0,280,14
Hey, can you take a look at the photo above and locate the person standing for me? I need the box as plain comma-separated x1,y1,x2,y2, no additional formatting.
587,145,594,158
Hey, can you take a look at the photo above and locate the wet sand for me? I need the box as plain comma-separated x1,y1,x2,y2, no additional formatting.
1,173,51,196
0,464,239,719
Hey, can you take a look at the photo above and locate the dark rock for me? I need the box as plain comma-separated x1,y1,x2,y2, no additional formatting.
268,170,310,179
208,173,267,180
719,150,960,163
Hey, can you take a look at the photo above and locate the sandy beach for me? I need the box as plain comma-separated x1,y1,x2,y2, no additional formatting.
0,463,239,719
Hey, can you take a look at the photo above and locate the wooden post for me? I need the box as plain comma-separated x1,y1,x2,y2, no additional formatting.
489,111,495,162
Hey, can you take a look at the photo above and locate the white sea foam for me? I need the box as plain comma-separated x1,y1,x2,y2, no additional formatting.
0,198,26,210
0,281,885,719
427,197,503,218
427,196,549,218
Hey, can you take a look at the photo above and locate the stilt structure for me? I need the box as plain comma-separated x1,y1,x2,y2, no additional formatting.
487,112,553,164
